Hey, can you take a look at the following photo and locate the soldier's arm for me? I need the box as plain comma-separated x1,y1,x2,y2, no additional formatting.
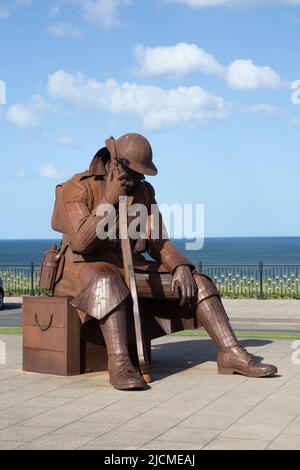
62,179,109,254
145,182,195,274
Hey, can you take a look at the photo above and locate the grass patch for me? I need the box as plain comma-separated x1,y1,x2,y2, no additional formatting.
0,327,22,334
172,330,300,340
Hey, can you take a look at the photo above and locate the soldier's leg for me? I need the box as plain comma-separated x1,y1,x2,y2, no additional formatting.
70,263,145,390
99,302,145,390
194,274,277,377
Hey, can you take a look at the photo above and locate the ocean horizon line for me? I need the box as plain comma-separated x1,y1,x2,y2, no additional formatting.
0,236,300,241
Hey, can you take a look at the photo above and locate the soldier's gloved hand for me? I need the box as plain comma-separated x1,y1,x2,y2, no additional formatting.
105,167,131,206
171,265,198,307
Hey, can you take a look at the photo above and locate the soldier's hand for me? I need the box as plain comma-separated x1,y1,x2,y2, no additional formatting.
171,265,198,307
105,167,131,205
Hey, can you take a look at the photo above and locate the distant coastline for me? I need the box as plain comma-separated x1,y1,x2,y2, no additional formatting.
0,237,299,266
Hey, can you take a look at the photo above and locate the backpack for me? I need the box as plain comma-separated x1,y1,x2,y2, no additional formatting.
51,176,94,234
51,183,65,234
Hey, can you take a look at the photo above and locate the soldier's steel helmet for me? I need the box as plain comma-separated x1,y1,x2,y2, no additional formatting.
114,133,158,176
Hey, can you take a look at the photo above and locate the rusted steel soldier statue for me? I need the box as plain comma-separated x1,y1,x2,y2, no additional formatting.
52,133,277,390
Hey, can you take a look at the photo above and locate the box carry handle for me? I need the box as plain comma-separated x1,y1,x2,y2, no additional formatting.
34,313,53,331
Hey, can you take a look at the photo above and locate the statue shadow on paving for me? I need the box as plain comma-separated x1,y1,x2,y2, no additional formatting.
149,338,279,381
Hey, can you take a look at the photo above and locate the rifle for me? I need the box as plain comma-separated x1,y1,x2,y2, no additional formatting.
105,136,151,383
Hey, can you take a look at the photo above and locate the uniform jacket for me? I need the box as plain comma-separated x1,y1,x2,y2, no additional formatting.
53,154,196,333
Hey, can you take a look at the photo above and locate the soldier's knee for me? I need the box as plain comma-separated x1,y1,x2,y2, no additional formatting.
94,264,127,294
193,273,219,303
98,262,120,275
72,264,129,320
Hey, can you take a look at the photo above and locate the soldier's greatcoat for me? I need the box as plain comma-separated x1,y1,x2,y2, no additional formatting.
53,152,216,342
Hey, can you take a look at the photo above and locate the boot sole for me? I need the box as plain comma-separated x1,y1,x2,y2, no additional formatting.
109,380,146,390
112,385,145,390
218,367,278,378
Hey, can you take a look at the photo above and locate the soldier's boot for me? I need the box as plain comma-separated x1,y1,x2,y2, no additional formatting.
99,305,145,390
194,275,277,378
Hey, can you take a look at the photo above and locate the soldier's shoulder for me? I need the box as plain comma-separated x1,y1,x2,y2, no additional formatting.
70,170,94,182
61,170,93,188
60,171,92,200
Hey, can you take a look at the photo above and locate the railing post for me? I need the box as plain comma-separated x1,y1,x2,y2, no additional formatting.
258,261,264,300
198,261,202,274
30,262,35,296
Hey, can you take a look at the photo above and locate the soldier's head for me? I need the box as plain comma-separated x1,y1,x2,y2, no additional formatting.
114,133,158,178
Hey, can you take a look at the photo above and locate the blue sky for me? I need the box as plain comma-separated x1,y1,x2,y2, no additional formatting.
1,0,300,239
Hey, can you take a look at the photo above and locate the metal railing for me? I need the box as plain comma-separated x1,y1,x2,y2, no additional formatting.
197,262,300,299
0,263,40,296
1,261,300,298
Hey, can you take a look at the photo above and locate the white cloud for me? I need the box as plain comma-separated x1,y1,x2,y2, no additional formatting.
248,103,285,116
134,43,286,91
48,69,228,129
166,0,300,8
81,0,132,28
134,43,225,77
246,104,300,130
6,95,49,129
0,0,132,28
0,80,6,105
39,163,65,179
226,59,283,90
39,0,132,29
47,22,83,38
6,103,37,128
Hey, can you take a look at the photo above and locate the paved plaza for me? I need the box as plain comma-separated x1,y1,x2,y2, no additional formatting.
0,329,300,450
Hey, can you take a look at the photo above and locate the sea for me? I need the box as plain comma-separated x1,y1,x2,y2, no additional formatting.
0,237,299,266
